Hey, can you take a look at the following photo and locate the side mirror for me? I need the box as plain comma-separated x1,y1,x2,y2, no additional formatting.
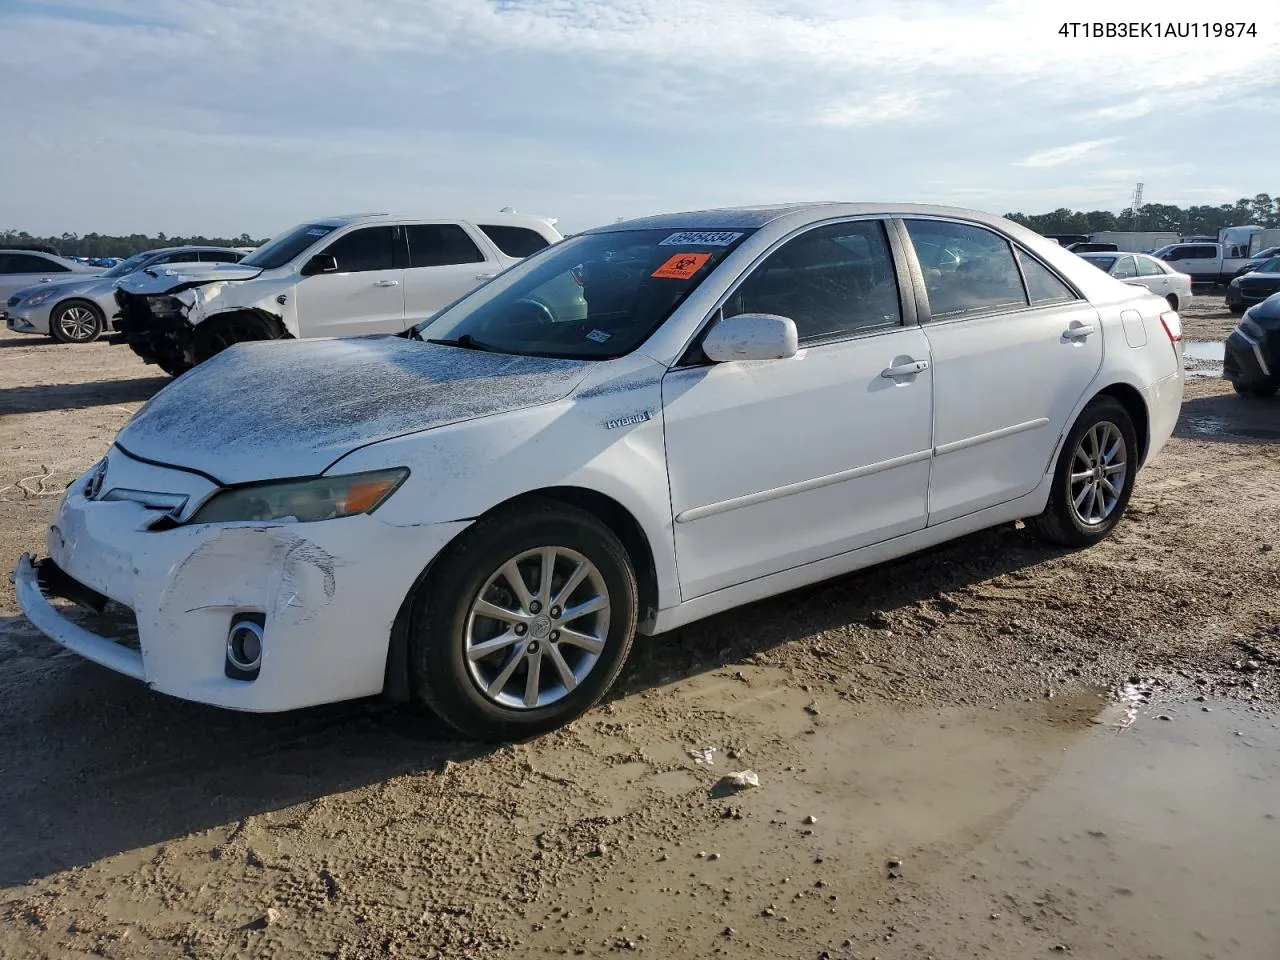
301,253,338,276
702,312,798,363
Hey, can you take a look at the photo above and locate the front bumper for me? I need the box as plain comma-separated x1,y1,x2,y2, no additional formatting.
114,288,192,367
4,302,51,335
13,457,470,711
1223,326,1277,390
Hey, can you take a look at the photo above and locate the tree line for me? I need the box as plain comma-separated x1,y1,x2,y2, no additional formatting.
1005,194,1280,236
0,230,269,259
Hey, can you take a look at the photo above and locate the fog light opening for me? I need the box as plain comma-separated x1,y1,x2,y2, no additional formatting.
225,617,264,680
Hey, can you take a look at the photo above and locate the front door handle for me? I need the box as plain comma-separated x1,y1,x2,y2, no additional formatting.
1064,321,1096,341
475,273,496,280
881,358,930,379
373,279,400,287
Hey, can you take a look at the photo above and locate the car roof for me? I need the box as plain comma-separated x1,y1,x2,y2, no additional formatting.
586,202,1033,234
141,245,242,256
310,212,560,229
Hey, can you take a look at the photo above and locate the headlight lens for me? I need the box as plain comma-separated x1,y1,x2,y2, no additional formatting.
188,468,409,524
24,287,59,306
146,295,186,318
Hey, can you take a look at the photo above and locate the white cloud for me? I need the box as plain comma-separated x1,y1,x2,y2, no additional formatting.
1015,139,1118,169
1092,97,1154,121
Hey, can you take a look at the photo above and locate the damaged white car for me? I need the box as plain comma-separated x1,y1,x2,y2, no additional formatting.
112,212,565,375
14,203,1184,741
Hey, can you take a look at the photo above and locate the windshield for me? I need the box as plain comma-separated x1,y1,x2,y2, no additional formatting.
241,223,337,270
416,228,754,359
1255,257,1280,274
1082,255,1117,272
100,253,152,279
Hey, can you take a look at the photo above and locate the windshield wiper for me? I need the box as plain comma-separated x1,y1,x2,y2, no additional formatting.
426,334,494,352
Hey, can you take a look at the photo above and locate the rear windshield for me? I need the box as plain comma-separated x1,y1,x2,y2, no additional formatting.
241,223,337,270
1082,256,1117,272
416,228,753,359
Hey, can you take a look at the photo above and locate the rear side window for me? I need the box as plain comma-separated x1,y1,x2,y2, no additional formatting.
1112,256,1137,279
904,220,1027,320
153,252,201,265
1137,256,1164,277
406,224,485,267
479,225,551,258
320,227,397,273
1016,251,1076,304
725,220,902,343
199,251,242,263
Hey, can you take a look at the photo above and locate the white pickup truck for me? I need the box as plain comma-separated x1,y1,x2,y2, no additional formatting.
1149,240,1252,287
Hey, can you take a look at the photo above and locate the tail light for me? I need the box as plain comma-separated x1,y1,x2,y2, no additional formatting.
1159,311,1182,343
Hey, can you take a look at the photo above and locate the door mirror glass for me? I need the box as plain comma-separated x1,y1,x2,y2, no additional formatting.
702,312,798,362
302,253,338,276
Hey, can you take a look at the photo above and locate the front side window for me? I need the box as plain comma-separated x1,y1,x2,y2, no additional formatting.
406,224,485,268
1017,250,1077,304
319,226,397,273
1112,256,1138,279
418,227,752,359
199,251,242,263
241,223,337,270
480,224,551,258
904,219,1027,320
723,220,901,343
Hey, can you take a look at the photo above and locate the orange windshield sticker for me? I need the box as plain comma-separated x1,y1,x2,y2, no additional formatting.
651,252,711,279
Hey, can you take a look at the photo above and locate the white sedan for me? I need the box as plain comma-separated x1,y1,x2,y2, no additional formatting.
14,203,1185,741
1078,251,1194,311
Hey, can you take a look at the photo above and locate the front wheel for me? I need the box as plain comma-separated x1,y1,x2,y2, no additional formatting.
192,313,279,364
1233,381,1279,399
407,499,638,742
49,301,104,344
1228,304,1246,316
1028,397,1138,547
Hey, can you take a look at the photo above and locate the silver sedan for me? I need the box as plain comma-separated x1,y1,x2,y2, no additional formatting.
4,246,243,344
1078,252,1194,312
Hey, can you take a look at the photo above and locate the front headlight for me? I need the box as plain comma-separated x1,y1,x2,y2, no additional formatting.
23,287,60,307
146,295,187,318
188,468,409,524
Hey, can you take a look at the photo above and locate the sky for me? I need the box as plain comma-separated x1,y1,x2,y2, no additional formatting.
2,0,1278,238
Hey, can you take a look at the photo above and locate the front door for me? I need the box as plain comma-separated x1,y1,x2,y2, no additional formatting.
662,219,934,600
294,225,405,337
901,218,1104,525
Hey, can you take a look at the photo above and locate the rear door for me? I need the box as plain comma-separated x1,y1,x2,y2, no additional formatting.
293,225,405,337
900,217,1103,525
401,223,499,326
1134,255,1171,296
1168,244,1219,281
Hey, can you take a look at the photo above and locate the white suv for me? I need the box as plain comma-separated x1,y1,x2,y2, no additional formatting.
113,213,564,374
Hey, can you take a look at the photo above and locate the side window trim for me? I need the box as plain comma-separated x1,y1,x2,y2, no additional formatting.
674,216,918,367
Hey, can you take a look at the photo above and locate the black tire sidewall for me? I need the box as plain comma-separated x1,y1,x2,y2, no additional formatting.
409,504,638,741
51,301,103,344
1052,398,1138,543
193,314,274,363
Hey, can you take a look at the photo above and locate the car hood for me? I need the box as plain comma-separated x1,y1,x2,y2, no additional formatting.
116,262,264,294
10,274,104,300
115,336,593,484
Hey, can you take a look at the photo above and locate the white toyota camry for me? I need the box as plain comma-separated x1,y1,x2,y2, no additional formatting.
14,203,1185,741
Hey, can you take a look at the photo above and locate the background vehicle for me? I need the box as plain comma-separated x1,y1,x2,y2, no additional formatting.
14,203,1184,741
1225,257,1280,314
1232,245,1280,278
5,246,244,343
1224,293,1280,398
113,212,565,375
1086,231,1179,252
0,249,100,303
1078,252,1193,310
1066,241,1118,253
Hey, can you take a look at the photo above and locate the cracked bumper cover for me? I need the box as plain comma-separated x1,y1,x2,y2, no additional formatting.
14,470,470,711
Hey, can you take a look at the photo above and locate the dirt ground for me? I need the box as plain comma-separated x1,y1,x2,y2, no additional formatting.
1,296,1278,959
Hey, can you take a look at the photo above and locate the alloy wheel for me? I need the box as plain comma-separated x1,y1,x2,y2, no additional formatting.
57,306,98,341
464,546,611,709
1069,420,1128,526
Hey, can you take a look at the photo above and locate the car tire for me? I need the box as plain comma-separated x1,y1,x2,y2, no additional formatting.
1165,294,1179,311
192,312,279,364
1232,382,1279,399
154,356,192,377
49,300,104,344
407,498,638,742
1028,396,1138,548
1228,305,1246,316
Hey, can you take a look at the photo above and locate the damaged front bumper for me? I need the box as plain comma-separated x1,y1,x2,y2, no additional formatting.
114,288,195,370
12,453,470,711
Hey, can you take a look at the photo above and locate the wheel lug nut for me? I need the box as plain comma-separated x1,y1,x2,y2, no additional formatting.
515,624,526,635
527,641,539,654
550,630,560,642
550,606,561,618
530,601,542,614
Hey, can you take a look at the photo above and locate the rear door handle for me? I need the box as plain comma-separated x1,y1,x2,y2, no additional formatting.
881,358,930,379
1063,321,1095,341
373,279,400,287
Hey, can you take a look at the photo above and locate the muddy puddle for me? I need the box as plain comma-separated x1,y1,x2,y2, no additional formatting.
1183,340,1225,379
516,677,1280,958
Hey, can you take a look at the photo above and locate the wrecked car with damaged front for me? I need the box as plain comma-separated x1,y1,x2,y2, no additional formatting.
14,203,1183,742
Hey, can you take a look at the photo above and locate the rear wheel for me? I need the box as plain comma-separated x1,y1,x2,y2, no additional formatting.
1228,304,1246,316
1028,396,1138,547
192,313,279,364
49,301,104,344
1233,382,1279,399
407,499,638,742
